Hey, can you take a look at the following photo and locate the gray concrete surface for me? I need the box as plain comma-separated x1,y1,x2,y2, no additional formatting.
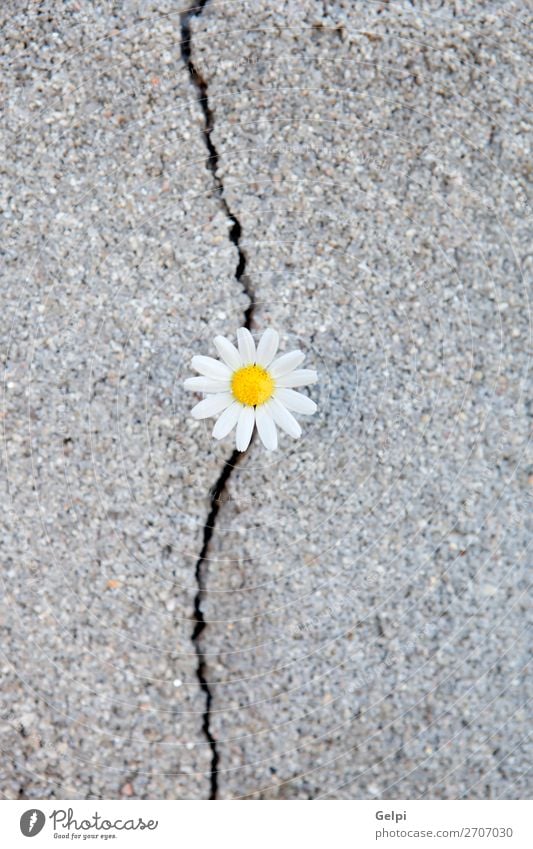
1,0,531,800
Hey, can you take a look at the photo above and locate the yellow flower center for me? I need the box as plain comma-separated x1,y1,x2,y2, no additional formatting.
231,365,274,407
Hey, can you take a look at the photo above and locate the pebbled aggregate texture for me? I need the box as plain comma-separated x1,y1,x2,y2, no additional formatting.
0,0,531,799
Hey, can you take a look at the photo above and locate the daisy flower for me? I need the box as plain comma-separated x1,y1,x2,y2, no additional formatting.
184,328,318,451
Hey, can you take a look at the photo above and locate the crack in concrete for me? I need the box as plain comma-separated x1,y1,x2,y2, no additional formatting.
181,0,253,327
191,449,244,799
180,0,255,800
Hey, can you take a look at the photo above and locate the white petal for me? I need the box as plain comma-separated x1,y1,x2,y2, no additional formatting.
235,405,255,451
269,350,305,378
184,376,231,393
266,398,302,439
255,405,278,450
191,355,232,380
255,328,279,367
214,335,242,370
276,369,318,388
212,401,242,439
191,393,233,420
274,387,317,415
237,327,256,364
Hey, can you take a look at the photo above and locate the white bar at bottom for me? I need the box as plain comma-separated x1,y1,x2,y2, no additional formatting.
2,799,531,848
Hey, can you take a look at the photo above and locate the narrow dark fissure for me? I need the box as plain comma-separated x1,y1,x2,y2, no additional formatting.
190,450,242,800
180,1,255,800
180,0,253,327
